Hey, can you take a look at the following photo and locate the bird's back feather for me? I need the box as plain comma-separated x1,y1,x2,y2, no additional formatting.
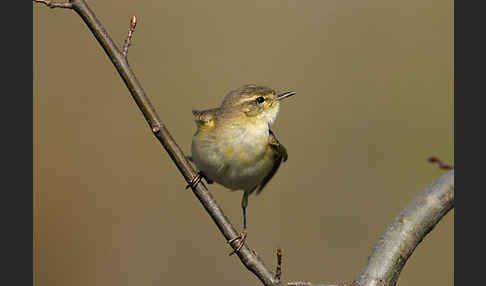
192,108,219,129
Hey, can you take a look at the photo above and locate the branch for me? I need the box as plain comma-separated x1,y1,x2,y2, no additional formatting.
33,0,72,8
288,282,351,286
122,15,137,58
353,170,454,286
428,156,453,170
286,170,454,286
275,248,282,282
34,0,278,285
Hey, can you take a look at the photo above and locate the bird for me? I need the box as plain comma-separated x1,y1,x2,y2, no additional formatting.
188,84,295,254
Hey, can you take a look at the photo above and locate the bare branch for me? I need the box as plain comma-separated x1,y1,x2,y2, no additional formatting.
33,0,72,8
353,170,454,286
287,171,454,286
36,0,279,285
122,15,137,58
288,282,351,286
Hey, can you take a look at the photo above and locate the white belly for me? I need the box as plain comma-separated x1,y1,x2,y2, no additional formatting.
191,125,272,192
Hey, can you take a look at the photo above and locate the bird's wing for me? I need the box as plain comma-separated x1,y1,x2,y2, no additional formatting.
256,129,288,195
192,108,218,128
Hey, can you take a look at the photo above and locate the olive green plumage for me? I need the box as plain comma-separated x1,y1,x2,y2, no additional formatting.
191,84,295,229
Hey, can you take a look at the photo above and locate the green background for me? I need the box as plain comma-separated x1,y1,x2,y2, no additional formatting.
34,1,453,285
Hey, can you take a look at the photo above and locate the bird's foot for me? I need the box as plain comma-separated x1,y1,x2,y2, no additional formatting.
186,172,203,190
185,171,213,190
228,229,247,256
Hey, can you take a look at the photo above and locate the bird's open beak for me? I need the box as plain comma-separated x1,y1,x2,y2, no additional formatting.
274,91,296,102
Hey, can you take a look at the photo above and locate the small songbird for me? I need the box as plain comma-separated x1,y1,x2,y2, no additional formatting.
188,84,295,253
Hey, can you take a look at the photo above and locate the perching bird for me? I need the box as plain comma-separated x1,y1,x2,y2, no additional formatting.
188,84,295,253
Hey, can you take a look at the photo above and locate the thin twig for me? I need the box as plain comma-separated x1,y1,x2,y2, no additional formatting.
33,0,72,8
275,248,282,282
428,156,453,170
122,15,137,58
35,0,279,285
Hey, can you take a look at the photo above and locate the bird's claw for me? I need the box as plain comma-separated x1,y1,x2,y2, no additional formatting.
186,171,213,190
186,173,203,189
228,230,247,256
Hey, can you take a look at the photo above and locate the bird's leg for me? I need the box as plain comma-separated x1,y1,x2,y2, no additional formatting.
185,171,212,189
228,191,250,255
203,173,214,184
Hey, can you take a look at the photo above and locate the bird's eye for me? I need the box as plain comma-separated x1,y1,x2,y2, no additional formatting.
256,96,265,104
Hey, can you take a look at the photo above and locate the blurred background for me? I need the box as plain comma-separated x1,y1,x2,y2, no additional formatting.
33,1,453,285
